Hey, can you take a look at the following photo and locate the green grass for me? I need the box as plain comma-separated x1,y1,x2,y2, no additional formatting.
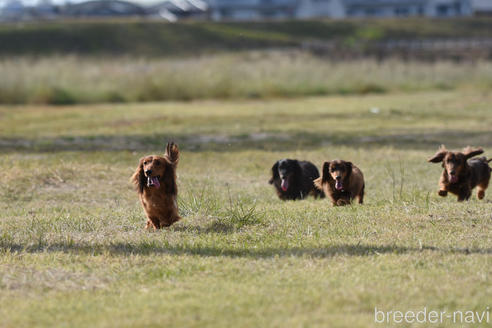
1,18,492,57
1,52,492,104
0,90,491,327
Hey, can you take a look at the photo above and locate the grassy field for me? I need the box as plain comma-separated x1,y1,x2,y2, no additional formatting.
0,89,491,327
2,52,492,104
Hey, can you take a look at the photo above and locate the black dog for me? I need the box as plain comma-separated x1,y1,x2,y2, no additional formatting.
269,159,324,200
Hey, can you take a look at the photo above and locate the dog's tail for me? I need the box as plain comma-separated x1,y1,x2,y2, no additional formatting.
165,141,179,165
476,156,492,164
486,158,492,172
484,158,492,172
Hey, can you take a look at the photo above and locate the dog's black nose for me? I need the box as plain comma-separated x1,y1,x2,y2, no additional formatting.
335,176,341,180
145,169,152,176
450,170,456,175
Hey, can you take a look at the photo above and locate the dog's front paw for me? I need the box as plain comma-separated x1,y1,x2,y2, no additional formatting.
438,190,448,197
145,219,158,231
336,199,350,206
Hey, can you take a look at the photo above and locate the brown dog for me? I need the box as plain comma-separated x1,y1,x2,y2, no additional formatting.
131,142,181,229
314,160,365,206
428,145,491,201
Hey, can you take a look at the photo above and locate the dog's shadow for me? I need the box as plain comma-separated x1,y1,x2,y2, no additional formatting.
171,221,236,234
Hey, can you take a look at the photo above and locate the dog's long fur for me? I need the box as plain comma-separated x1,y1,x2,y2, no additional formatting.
269,159,324,200
314,159,365,206
131,142,181,229
428,145,491,201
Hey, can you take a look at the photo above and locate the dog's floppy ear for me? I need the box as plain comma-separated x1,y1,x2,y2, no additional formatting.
428,145,448,163
463,146,483,160
321,161,332,182
131,157,146,194
269,161,279,184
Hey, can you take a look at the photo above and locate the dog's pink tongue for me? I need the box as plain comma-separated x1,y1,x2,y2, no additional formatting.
335,181,343,190
449,175,458,183
281,179,288,191
152,177,160,188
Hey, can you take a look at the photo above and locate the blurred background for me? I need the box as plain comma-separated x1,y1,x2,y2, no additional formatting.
1,0,492,22
0,0,491,106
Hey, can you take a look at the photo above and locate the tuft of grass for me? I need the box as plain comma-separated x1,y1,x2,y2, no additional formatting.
224,188,264,229
178,183,222,218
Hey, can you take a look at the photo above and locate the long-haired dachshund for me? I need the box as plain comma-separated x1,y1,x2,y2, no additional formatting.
269,159,324,200
131,142,181,229
428,145,491,201
314,159,365,206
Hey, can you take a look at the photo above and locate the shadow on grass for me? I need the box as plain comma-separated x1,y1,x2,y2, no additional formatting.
171,222,236,234
1,242,490,258
1,129,492,153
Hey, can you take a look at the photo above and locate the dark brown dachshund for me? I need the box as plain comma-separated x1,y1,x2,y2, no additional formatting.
314,160,365,206
428,145,491,201
131,142,181,229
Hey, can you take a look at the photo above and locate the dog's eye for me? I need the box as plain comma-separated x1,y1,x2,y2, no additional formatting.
143,161,148,165
155,161,160,166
